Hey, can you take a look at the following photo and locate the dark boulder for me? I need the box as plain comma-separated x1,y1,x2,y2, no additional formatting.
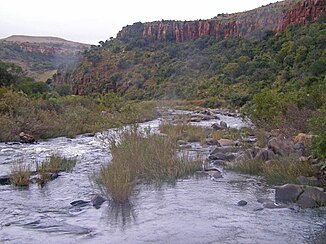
275,184,303,203
255,149,276,161
237,200,247,206
268,135,295,156
296,187,326,208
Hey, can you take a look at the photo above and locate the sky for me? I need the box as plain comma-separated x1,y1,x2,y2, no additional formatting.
0,0,280,44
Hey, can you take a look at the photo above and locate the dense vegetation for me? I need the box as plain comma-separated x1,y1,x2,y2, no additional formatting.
0,61,157,141
66,18,325,158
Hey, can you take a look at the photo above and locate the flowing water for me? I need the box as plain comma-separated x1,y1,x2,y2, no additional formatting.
0,113,325,244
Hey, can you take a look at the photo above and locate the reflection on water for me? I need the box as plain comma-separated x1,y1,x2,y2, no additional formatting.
105,202,137,230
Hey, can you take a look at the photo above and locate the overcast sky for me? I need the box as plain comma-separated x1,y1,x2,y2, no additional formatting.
0,0,280,44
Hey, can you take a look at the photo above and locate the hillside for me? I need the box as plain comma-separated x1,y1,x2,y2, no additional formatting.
57,0,325,106
0,35,90,81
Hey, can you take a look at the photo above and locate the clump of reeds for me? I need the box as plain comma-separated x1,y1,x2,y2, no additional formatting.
36,155,76,185
95,126,201,203
230,157,315,185
10,162,31,187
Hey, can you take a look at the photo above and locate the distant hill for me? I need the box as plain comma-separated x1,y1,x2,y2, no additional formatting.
0,35,90,81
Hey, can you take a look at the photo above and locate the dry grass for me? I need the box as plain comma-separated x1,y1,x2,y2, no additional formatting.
159,122,209,143
230,157,315,185
10,162,30,187
36,155,76,185
95,127,201,203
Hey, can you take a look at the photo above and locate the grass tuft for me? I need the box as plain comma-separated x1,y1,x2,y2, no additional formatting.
230,157,315,185
36,155,76,185
94,127,201,203
10,162,30,187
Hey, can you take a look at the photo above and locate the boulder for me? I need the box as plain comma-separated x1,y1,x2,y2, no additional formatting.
275,184,303,203
267,135,295,156
255,149,276,161
297,187,326,208
19,132,35,143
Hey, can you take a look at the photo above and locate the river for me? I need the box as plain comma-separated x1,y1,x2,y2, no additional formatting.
0,112,325,243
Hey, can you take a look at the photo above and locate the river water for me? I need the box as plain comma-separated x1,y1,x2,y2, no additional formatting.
0,112,325,244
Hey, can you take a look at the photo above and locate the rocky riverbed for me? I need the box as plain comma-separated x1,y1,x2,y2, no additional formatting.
0,109,325,243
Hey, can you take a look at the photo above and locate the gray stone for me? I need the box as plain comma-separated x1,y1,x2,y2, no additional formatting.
237,200,247,206
275,184,303,203
297,187,326,208
255,149,276,161
268,135,295,156
92,195,106,209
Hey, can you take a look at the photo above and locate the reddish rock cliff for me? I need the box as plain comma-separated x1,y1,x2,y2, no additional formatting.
117,0,326,42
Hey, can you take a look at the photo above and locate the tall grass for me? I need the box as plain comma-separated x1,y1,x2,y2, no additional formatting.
230,157,315,185
95,127,201,203
10,162,30,187
36,155,76,185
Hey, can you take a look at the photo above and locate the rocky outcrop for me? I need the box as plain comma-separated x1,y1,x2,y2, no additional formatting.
117,0,326,42
275,184,326,208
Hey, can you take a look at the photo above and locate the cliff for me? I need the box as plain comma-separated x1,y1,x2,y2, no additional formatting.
117,0,326,42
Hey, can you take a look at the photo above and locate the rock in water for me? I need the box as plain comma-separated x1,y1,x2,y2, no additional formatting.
70,200,90,207
275,184,303,204
237,200,247,206
296,187,326,208
92,195,106,209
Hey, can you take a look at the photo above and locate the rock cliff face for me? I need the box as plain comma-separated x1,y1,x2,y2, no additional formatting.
117,0,326,42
